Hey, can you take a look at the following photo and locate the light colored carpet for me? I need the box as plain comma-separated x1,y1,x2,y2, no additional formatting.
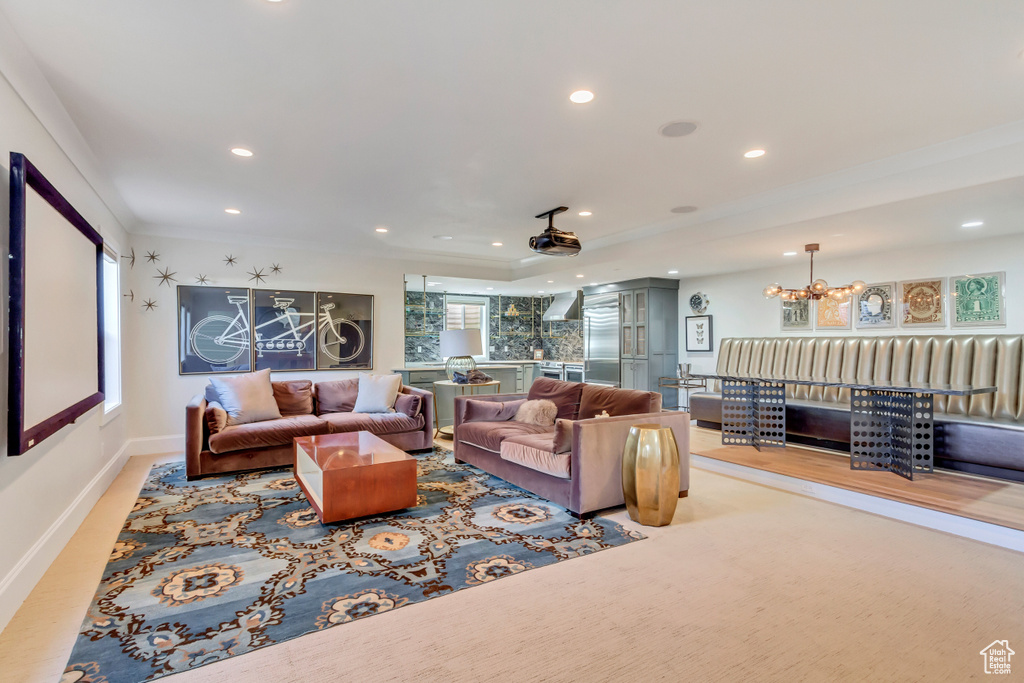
3,452,1022,682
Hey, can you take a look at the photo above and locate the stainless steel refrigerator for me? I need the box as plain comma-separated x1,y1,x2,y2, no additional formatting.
583,291,620,387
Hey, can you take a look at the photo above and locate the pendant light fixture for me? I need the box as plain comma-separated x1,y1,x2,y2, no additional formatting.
763,244,866,302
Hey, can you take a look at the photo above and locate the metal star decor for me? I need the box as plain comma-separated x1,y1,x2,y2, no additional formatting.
270,263,283,275
224,254,237,266
145,250,160,264
142,299,157,311
154,267,177,287
247,267,267,285
124,289,135,302
196,274,210,285
122,248,136,269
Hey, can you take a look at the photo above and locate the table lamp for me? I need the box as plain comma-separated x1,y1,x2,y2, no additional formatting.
440,329,482,381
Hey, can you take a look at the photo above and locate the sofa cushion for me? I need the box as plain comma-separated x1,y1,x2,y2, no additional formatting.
500,432,571,479
209,368,282,426
273,380,314,416
514,399,558,426
457,420,554,454
353,373,403,413
321,411,425,436
316,378,359,414
552,418,573,454
464,398,526,423
394,392,422,417
578,384,659,419
205,401,228,435
208,414,329,454
527,377,584,421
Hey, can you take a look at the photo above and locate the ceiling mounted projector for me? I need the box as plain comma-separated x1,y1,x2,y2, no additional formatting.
529,206,581,256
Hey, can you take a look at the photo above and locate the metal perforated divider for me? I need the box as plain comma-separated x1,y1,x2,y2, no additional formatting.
721,380,787,451
850,390,934,480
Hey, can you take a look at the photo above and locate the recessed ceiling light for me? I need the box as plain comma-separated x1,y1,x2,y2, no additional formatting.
538,290,545,293
547,280,554,283
230,147,253,157
670,205,698,214
576,274,584,278
569,90,594,104
589,282,597,286
224,208,241,214
578,211,592,216
375,227,389,233
486,287,493,290
961,220,984,228
783,251,797,256
659,120,699,138
427,281,441,286
492,242,503,247
668,270,679,275
434,235,453,240
744,149,766,158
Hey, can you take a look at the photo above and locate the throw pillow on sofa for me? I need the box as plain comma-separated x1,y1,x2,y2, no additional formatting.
272,380,314,416
463,398,527,423
515,399,558,426
209,368,282,426
394,393,421,417
352,373,403,413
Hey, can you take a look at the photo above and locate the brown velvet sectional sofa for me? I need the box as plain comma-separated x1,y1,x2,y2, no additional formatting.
186,378,433,479
453,377,690,517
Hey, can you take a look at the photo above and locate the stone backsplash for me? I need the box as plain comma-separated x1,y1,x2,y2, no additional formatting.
405,290,583,364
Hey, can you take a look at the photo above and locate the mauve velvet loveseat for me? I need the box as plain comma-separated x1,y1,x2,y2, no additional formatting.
453,377,690,516
186,378,433,479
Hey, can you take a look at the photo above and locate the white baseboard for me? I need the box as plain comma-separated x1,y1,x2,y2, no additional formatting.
0,440,131,634
126,434,182,457
692,454,1024,553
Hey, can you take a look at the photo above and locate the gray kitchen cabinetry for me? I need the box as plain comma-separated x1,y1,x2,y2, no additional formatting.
394,364,529,430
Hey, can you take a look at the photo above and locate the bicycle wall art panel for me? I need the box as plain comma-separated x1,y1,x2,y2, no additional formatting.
316,291,373,370
252,289,317,372
178,286,253,375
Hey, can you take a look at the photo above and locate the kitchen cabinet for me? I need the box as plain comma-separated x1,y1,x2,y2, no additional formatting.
394,363,536,429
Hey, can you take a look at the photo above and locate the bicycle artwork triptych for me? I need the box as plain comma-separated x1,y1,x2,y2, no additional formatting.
177,285,373,375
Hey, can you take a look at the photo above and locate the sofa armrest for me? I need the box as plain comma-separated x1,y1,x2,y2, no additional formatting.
400,385,434,435
185,394,209,478
569,410,691,514
453,392,528,429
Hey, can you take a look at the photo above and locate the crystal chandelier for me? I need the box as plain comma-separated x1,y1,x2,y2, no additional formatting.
762,244,866,302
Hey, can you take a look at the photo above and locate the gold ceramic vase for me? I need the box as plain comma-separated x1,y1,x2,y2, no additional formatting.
622,424,680,526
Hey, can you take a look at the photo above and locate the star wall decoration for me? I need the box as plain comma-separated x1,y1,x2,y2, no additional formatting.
122,247,136,269
270,263,283,275
224,254,237,266
154,267,177,287
247,267,267,285
142,299,157,311
196,274,210,285
123,289,135,302
145,250,160,263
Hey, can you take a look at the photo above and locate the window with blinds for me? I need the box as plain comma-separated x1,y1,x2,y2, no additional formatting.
445,296,488,358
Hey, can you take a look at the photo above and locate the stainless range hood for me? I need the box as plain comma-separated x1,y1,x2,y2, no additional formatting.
542,290,583,321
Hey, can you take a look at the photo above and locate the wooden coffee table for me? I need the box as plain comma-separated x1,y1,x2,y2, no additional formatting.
293,431,417,523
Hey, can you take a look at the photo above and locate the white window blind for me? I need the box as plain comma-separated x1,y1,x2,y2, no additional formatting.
446,302,484,330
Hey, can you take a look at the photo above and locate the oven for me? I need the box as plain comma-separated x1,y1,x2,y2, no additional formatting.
563,363,584,383
539,361,564,381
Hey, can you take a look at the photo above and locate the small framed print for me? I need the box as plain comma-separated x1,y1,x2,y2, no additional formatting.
780,298,812,331
951,272,1006,328
899,278,945,328
685,315,713,352
533,348,544,360
855,282,896,329
815,297,852,330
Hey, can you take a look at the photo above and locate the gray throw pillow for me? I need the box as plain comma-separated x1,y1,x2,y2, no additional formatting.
209,368,282,426
352,373,403,413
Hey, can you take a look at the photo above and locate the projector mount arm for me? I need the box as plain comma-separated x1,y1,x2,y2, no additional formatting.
535,206,569,233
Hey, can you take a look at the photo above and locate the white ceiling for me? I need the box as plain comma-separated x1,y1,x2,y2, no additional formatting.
3,0,1024,280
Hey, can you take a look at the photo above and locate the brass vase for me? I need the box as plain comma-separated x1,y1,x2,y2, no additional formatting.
622,424,680,526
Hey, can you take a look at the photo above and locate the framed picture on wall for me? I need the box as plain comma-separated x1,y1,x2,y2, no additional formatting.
899,278,945,328
252,289,317,372
780,298,812,331
316,291,374,369
178,286,252,375
951,272,1006,328
855,282,896,329
815,297,852,330
685,315,713,352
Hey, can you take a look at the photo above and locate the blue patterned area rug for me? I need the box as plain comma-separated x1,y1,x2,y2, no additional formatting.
62,447,643,682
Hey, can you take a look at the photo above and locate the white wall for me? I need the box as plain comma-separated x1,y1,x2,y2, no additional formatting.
123,233,413,440
0,68,131,629
677,232,1024,374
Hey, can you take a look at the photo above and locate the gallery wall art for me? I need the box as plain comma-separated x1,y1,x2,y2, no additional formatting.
951,272,1005,328
685,315,713,352
780,299,811,331
815,297,851,330
855,282,895,329
252,289,317,372
316,292,374,370
899,279,945,328
178,286,252,375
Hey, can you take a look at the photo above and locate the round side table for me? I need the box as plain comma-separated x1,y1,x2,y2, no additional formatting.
432,379,502,439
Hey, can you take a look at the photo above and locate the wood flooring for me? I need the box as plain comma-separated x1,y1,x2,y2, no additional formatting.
689,425,1024,532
